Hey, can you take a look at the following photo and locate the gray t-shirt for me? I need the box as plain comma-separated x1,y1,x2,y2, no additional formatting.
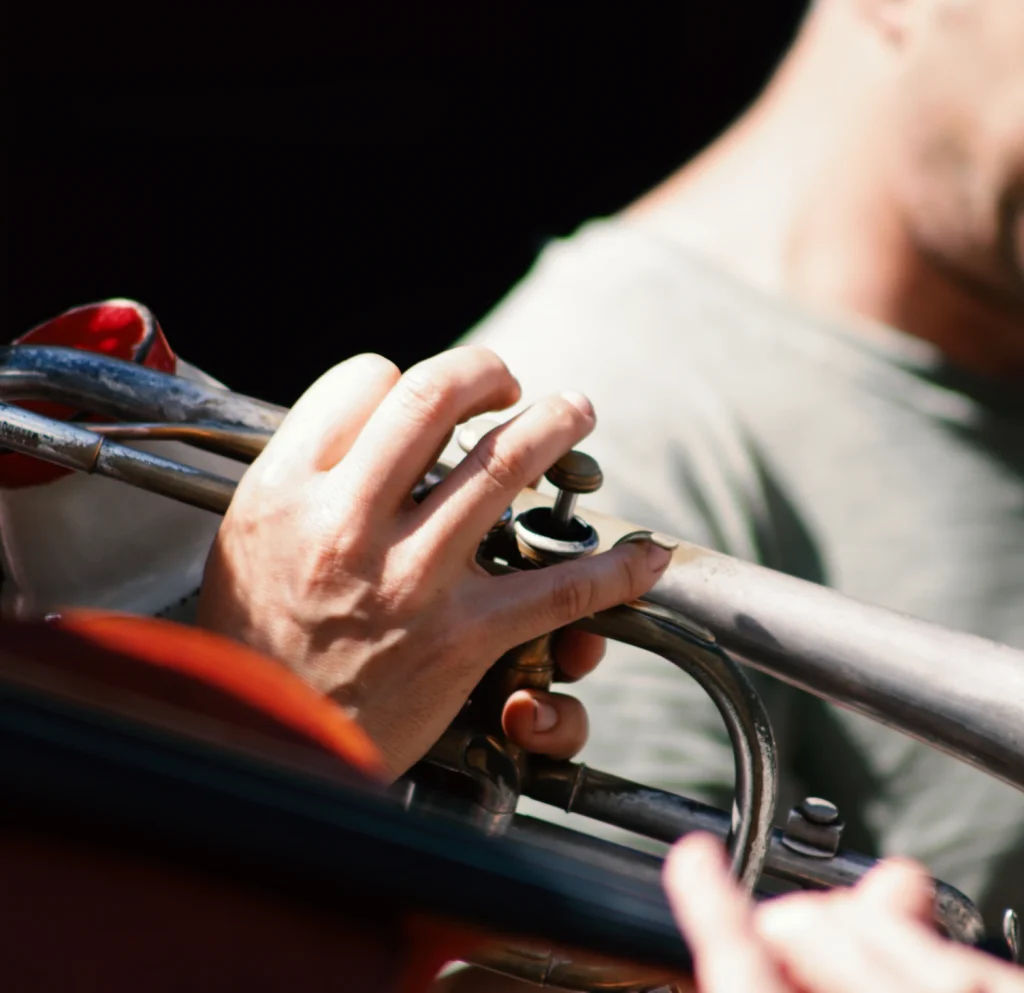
461,216,1024,925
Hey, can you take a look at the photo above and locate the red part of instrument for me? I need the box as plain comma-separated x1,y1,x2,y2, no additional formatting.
0,613,479,992
0,300,175,488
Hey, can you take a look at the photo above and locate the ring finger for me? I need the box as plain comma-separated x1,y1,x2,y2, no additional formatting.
552,629,606,682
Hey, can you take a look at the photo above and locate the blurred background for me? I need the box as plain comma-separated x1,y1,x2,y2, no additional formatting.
8,4,807,406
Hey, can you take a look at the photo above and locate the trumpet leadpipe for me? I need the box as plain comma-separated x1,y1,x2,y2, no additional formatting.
511,489,1024,795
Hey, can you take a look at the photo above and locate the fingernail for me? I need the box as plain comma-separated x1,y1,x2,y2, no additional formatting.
533,700,559,733
614,531,677,573
647,543,672,572
559,390,595,420
648,531,679,551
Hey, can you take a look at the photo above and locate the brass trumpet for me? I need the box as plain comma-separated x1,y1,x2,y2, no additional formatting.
0,344,1020,988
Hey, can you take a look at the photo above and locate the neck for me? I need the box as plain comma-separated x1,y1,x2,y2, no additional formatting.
786,171,1024,380
628,2,1024,382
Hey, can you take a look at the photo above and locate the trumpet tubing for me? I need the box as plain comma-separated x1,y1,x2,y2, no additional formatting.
0,344,1021,986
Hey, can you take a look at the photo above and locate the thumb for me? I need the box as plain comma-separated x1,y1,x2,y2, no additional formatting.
484,539,672,645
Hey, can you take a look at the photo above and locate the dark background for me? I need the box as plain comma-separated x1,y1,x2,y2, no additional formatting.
8,5,806,406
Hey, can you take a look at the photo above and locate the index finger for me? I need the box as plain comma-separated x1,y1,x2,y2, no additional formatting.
333,346,520,521
249,354,401,484
665,834,791,993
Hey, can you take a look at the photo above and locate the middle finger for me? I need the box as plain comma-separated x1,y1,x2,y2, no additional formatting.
414,391,596,558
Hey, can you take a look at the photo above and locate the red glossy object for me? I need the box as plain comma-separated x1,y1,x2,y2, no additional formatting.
0,300,176,488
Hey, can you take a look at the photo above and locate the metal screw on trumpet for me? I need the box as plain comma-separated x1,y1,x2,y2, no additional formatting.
797,797,840,826
781,796,845,859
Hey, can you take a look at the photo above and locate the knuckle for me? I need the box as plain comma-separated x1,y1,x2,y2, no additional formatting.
310,353,399,399
550,568,597,622
545,550,646,627
450,343,508,376
241,449,296,495
614,545,646,597
232,461,289,515
470,433,529,492
396,364,457,426
543,393,589,435
346,352,401,382
446,345,518,398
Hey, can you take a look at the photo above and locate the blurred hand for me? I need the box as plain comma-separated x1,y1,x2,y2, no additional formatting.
197,347,670,778
665,833,1024,992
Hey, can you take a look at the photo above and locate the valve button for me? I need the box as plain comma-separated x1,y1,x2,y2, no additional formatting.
545,450,603,494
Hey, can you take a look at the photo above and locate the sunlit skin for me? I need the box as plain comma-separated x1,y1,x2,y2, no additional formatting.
198,347,669,779
662,832,1024,993
439,833,1024,992
631,0,1024,380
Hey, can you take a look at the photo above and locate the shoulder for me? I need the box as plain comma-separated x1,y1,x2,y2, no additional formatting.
457,219,793,559
462,217,834,391
466,218,711,357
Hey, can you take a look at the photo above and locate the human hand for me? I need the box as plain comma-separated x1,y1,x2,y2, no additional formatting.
197,347,671,778
665,833,1024,993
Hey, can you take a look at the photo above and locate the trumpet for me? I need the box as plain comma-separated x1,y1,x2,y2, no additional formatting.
0,342,1021,988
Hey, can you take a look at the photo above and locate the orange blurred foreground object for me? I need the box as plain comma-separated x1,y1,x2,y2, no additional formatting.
0,612,478,993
